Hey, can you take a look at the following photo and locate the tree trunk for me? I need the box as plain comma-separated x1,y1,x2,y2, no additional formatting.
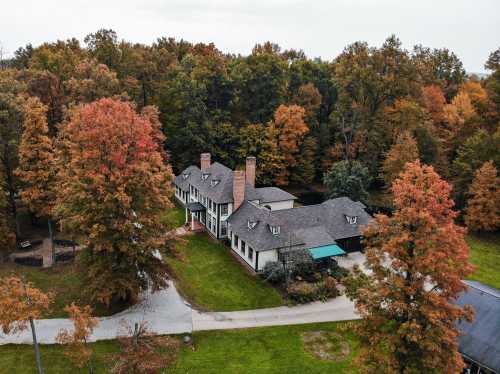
29,317,44,374
48,219,54,264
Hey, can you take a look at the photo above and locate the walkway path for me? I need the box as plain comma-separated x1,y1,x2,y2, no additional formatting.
0,282,359,345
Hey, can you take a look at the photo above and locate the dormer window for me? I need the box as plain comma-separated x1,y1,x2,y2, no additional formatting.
210,179,220,187
345,215,357,225
201,173,210,181
270,225,280,235
182,172,190,180
247,220,257,230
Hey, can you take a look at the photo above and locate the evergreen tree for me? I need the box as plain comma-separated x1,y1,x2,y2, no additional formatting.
324,160,371,203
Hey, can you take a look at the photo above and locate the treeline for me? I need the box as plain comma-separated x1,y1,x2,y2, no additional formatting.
1,30,499,226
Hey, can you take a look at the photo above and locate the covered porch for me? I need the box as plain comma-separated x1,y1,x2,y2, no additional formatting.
308,244,346,270
185,202,206,232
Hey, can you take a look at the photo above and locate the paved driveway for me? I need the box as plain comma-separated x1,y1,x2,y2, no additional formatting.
0,281,193,345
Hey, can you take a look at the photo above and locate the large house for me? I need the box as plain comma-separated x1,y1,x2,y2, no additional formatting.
174,153,372,271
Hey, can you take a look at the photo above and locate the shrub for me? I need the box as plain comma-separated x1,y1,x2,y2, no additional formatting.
317,276,339,301
329,266,349,280
261,261,286,284
287,281,319,303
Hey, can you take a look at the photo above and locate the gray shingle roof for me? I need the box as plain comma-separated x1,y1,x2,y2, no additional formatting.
173,162,296,204
254,187,298,203
455,281,500,372
227,197,372,252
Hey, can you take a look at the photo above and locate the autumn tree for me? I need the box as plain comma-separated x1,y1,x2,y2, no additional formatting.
111,322,179,374
381,132,419,188
270,104,309,185
16,97,57,256
464,161,500,232
0,78,25,237
65,58,121,104
324,160,371,203
56,303,99,374
349,161,474,373
56,98,175,306
0,276,53,374
0,181,15,261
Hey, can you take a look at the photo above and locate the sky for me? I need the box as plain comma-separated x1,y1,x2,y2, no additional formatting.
1,0,499,73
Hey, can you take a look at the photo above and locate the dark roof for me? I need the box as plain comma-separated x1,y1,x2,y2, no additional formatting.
186,202,205,212
455,281,500,372
254,187,298,203
227,197,372,252
173,162,296,204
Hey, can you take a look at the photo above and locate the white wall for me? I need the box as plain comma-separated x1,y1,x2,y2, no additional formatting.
257,249,278,271
261,200,294,211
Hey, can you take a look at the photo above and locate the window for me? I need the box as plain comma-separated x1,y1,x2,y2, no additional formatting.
202,173,210,181
220,221,227,236
183,172,190,180
247,220,257,230
345,215,357,225
270,225,280,235
209,199,212,211
221,204,228,216
234,234,239,249
248,247,254,261
241,240,246,255
210,179,220,187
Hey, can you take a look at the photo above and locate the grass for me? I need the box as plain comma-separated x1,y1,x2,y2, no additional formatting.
466,232,500,289
0,340,119,374
0,261,124,318
168,322,359,374
168,233,283,311
0,322,360,374
162,203,186,230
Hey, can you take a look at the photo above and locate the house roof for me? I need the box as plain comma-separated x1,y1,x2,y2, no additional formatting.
227,197,372,252
174,162,297,204
455,281,500,372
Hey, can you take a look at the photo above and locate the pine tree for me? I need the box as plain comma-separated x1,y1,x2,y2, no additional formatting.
465,161,500,232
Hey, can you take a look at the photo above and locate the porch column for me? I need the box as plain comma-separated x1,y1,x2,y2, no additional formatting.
191,213,195,231
185,207,188,224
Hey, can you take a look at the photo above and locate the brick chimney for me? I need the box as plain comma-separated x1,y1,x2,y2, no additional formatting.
233,170,245,211
200,153,211,171
245,156,256,188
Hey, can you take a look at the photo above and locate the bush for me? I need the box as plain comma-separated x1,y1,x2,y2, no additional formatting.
329,266,349,280
287,281,319,303
317,276,339,300
261,261,286,284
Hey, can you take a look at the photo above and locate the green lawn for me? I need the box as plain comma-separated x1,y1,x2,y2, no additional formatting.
168,233,283,311
466,233,500,288
0,322,359,374
0,261,124,318
162,203,186,230
169,322,359,374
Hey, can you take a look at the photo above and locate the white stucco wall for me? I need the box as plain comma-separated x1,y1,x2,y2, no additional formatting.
261,200,294,211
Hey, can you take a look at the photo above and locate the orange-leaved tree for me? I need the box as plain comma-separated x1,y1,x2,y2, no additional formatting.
464,160,500,232
56,98,175,306
110,322,180,374
380,131,419,188
0,276,53,374
56,303,99,374
348,161,474,373
16,96,57,259
269,104,309,185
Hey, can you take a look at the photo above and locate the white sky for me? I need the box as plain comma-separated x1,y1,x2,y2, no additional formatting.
1,0,499,73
